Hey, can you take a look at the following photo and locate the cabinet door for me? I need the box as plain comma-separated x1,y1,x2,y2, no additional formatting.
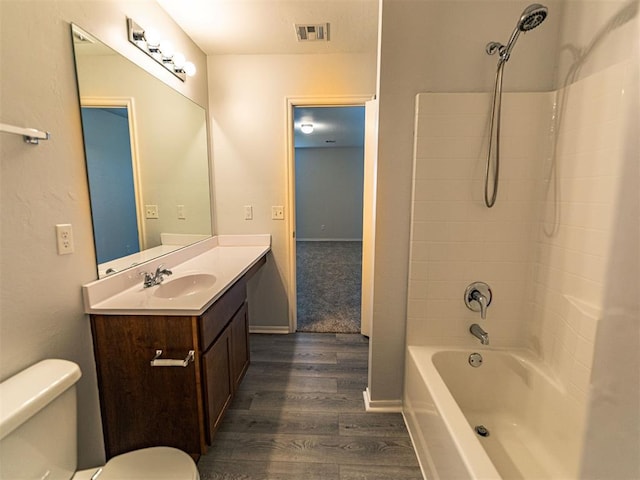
230,302,250,390
91,315,204,458
202,328,232,443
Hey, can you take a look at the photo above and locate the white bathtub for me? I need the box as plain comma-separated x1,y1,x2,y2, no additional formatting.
403,346,585,479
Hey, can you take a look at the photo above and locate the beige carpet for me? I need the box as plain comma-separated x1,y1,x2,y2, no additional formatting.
296,241,362,333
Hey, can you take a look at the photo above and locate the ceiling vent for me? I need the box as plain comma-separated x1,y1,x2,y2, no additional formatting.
295,23,330,42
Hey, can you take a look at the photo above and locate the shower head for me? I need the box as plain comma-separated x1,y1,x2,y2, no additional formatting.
518,4,548,31
486,3,548,63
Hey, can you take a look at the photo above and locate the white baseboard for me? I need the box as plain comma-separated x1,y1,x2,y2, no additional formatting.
362,387,403,413
249,325,291,334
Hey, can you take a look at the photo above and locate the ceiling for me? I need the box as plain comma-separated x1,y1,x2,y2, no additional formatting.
156,0,377,147
156,0,379,56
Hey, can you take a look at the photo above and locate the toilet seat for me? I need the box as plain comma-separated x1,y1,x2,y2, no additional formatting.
74,447,199,480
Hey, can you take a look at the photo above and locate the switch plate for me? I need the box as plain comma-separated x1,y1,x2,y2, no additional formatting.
55,224,74,255
177,205,186,220
145,205,159,219
244,205,253,220
271,206,284,220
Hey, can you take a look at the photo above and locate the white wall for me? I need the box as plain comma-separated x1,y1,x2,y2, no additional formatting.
400,0,639,476
407,92,551,347
295,147,364,241
370,0,561,403
0,0,208,468
207,53,376,329
552,1,639,477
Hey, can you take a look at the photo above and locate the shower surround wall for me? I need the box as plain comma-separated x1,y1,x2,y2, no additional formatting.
406,54,636,479
407,91,553,348
529,61,634,405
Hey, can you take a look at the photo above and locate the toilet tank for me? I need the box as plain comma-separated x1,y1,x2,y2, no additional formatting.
0,359,82,480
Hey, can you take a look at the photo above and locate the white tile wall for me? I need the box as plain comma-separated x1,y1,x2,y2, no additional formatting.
407,61,630,407
407,92,553,348
530,61,631,404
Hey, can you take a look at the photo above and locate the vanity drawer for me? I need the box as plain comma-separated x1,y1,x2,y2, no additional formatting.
199,277,246,350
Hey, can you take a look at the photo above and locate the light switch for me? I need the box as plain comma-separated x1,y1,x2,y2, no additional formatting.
244,205,253,220
272,206,284,220
177,205,186,220
145,205,159,219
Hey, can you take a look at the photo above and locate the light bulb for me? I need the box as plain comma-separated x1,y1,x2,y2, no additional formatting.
159,40,174,59
300,124,314,134
172,52,186,70
144,28,160,48
184,61,197,77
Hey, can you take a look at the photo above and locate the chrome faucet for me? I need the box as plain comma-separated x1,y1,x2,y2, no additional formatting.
141,264,173,288
464,282,492,320
470,324,490,345
471,289,488,319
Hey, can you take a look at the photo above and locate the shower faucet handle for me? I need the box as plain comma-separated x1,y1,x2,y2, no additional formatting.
464,282,493,320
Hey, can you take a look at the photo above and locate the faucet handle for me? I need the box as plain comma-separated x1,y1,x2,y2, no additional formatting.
156,264,172,275
140,270,155,287
464,282,492,319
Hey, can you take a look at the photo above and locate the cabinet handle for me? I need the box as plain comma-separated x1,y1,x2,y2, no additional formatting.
150,349,195,367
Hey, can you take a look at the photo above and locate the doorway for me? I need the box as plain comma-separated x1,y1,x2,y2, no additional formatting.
286,96,375,335
294,105,365,333
81,104,141,264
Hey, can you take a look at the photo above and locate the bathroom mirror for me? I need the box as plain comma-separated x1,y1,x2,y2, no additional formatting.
71,25,212,278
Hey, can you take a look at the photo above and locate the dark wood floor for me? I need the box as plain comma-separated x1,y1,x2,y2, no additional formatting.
197,333,422,480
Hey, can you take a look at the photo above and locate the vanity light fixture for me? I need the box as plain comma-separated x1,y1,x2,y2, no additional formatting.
300,123,314,134
127,18,196,82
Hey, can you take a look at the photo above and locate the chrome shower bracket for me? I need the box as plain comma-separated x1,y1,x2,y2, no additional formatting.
486,41,504,55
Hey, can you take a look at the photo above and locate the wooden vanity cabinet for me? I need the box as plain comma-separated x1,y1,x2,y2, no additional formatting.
90,266,258,460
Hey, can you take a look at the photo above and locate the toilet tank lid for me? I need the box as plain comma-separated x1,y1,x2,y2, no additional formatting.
0,359,82,441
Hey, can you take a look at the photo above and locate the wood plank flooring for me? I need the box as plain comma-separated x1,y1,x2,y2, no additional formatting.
197,333,423,480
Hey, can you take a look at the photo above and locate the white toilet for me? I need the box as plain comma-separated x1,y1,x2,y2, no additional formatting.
0,359,200,480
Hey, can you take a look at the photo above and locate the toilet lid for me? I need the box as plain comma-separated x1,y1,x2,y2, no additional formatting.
98,447,199,479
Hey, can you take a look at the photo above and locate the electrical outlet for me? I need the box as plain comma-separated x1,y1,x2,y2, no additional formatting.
272,206,284,220
244,205,253,220
177,205,186,220
145,204,159,219
55,224,74,255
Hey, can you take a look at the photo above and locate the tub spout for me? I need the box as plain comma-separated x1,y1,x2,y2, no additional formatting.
470,324,490,345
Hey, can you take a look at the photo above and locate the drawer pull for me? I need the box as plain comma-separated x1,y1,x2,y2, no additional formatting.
150,349,195,367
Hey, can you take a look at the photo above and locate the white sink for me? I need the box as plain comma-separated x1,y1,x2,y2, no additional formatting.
153,273,217,299
82,235,271,315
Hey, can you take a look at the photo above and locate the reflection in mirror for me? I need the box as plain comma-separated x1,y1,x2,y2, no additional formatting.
71,24,212,278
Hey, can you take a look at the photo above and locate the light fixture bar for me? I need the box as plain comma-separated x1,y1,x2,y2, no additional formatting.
127,18,196,82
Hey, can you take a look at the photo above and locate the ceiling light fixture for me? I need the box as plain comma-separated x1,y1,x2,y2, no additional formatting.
300,123,314,134
127,18,196,82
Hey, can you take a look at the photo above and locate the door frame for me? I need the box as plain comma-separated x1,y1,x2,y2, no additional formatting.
285,95,374,333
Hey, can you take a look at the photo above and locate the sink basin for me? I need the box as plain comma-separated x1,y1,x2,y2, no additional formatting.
153,273,217,299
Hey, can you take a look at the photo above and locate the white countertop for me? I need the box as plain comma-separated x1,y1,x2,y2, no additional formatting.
83,235,270,316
